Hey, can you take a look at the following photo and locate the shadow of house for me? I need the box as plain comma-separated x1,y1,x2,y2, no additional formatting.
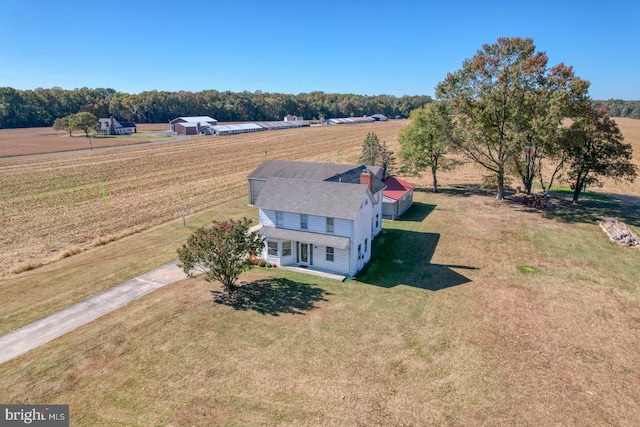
356,228,477,291
393,202,436,222
211,277,330,316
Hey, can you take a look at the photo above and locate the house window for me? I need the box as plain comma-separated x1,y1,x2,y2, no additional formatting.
375,214,379,229
326,247,334,261
267,241,278,256
365,238,368,254
276,211,283,227
282,241,291,256
326,217,334,233
300,214,308,230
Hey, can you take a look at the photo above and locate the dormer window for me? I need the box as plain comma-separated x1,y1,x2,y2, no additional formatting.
300,214,308,230
276,211,284,227
326,217,334,233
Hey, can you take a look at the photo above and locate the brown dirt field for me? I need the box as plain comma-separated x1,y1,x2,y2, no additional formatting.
0,124,172,158
0,121,406,276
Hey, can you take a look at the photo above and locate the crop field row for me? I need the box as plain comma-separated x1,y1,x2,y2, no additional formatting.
0,121,406,276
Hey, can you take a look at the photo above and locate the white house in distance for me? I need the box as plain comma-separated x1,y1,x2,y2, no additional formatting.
169,116,218,135
247,160,386,278
284,114,304,122
98,117,136,135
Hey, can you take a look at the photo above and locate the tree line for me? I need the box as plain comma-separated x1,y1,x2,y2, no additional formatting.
0,87,432,129
592,99,640,119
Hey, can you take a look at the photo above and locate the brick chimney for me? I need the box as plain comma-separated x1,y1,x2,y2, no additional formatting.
360,170,372,191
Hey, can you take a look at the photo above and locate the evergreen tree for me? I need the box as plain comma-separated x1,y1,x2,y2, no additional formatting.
359,131,382,165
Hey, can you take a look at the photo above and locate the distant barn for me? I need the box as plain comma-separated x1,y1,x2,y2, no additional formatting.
170,116,218,135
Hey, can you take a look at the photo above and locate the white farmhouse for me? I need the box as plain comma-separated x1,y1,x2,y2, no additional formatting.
248,160,386,278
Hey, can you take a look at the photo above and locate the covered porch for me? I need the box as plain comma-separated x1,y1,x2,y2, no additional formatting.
258,226,351,277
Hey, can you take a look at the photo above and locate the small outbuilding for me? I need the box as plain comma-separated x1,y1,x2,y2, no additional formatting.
381,176,415,220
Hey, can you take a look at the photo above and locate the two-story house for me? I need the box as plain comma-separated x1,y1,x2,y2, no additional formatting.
248,160,386,277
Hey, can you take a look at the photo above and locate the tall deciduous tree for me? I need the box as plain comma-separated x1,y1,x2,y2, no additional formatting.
435,37,588,200
560,105,637,203
177,218,264,297
398,102,458,192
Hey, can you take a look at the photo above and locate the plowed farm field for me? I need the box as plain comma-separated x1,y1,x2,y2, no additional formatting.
0,121,407,276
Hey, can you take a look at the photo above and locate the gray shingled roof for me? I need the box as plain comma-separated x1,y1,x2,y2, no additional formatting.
247,159,386,194
247,159,355,181
325,166,386,194
254,177,371,220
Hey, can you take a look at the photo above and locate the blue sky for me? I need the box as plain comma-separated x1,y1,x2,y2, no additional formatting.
1,0,638,99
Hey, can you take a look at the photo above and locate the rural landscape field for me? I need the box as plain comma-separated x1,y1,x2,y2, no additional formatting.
1,119,639,425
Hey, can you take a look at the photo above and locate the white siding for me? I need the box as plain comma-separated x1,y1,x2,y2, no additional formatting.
313,245,350,275
259,206,370,277
349,195,374,276
259,209,275,227
263,239,296,266
299,214,352,237
372,190,384,237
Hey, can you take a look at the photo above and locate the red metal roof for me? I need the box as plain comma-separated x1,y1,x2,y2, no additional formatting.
383,176,415,201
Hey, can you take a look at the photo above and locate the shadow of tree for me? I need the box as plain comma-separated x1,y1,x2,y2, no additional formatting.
415,185,496,198
541,192,640,229
211,277,330,316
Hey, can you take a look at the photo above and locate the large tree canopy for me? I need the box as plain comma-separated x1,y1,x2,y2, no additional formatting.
435,37,590,199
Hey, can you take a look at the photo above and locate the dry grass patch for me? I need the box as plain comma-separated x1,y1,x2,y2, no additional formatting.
2,190,639,425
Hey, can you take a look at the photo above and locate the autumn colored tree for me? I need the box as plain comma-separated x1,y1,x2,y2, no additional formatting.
436,37,589,200
559,105,637,203
177,218,264,297
399,102,458,192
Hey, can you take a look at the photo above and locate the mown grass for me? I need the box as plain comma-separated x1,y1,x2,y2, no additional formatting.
1,189,639,425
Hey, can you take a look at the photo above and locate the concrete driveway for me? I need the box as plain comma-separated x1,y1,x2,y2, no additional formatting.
0,260,187,364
